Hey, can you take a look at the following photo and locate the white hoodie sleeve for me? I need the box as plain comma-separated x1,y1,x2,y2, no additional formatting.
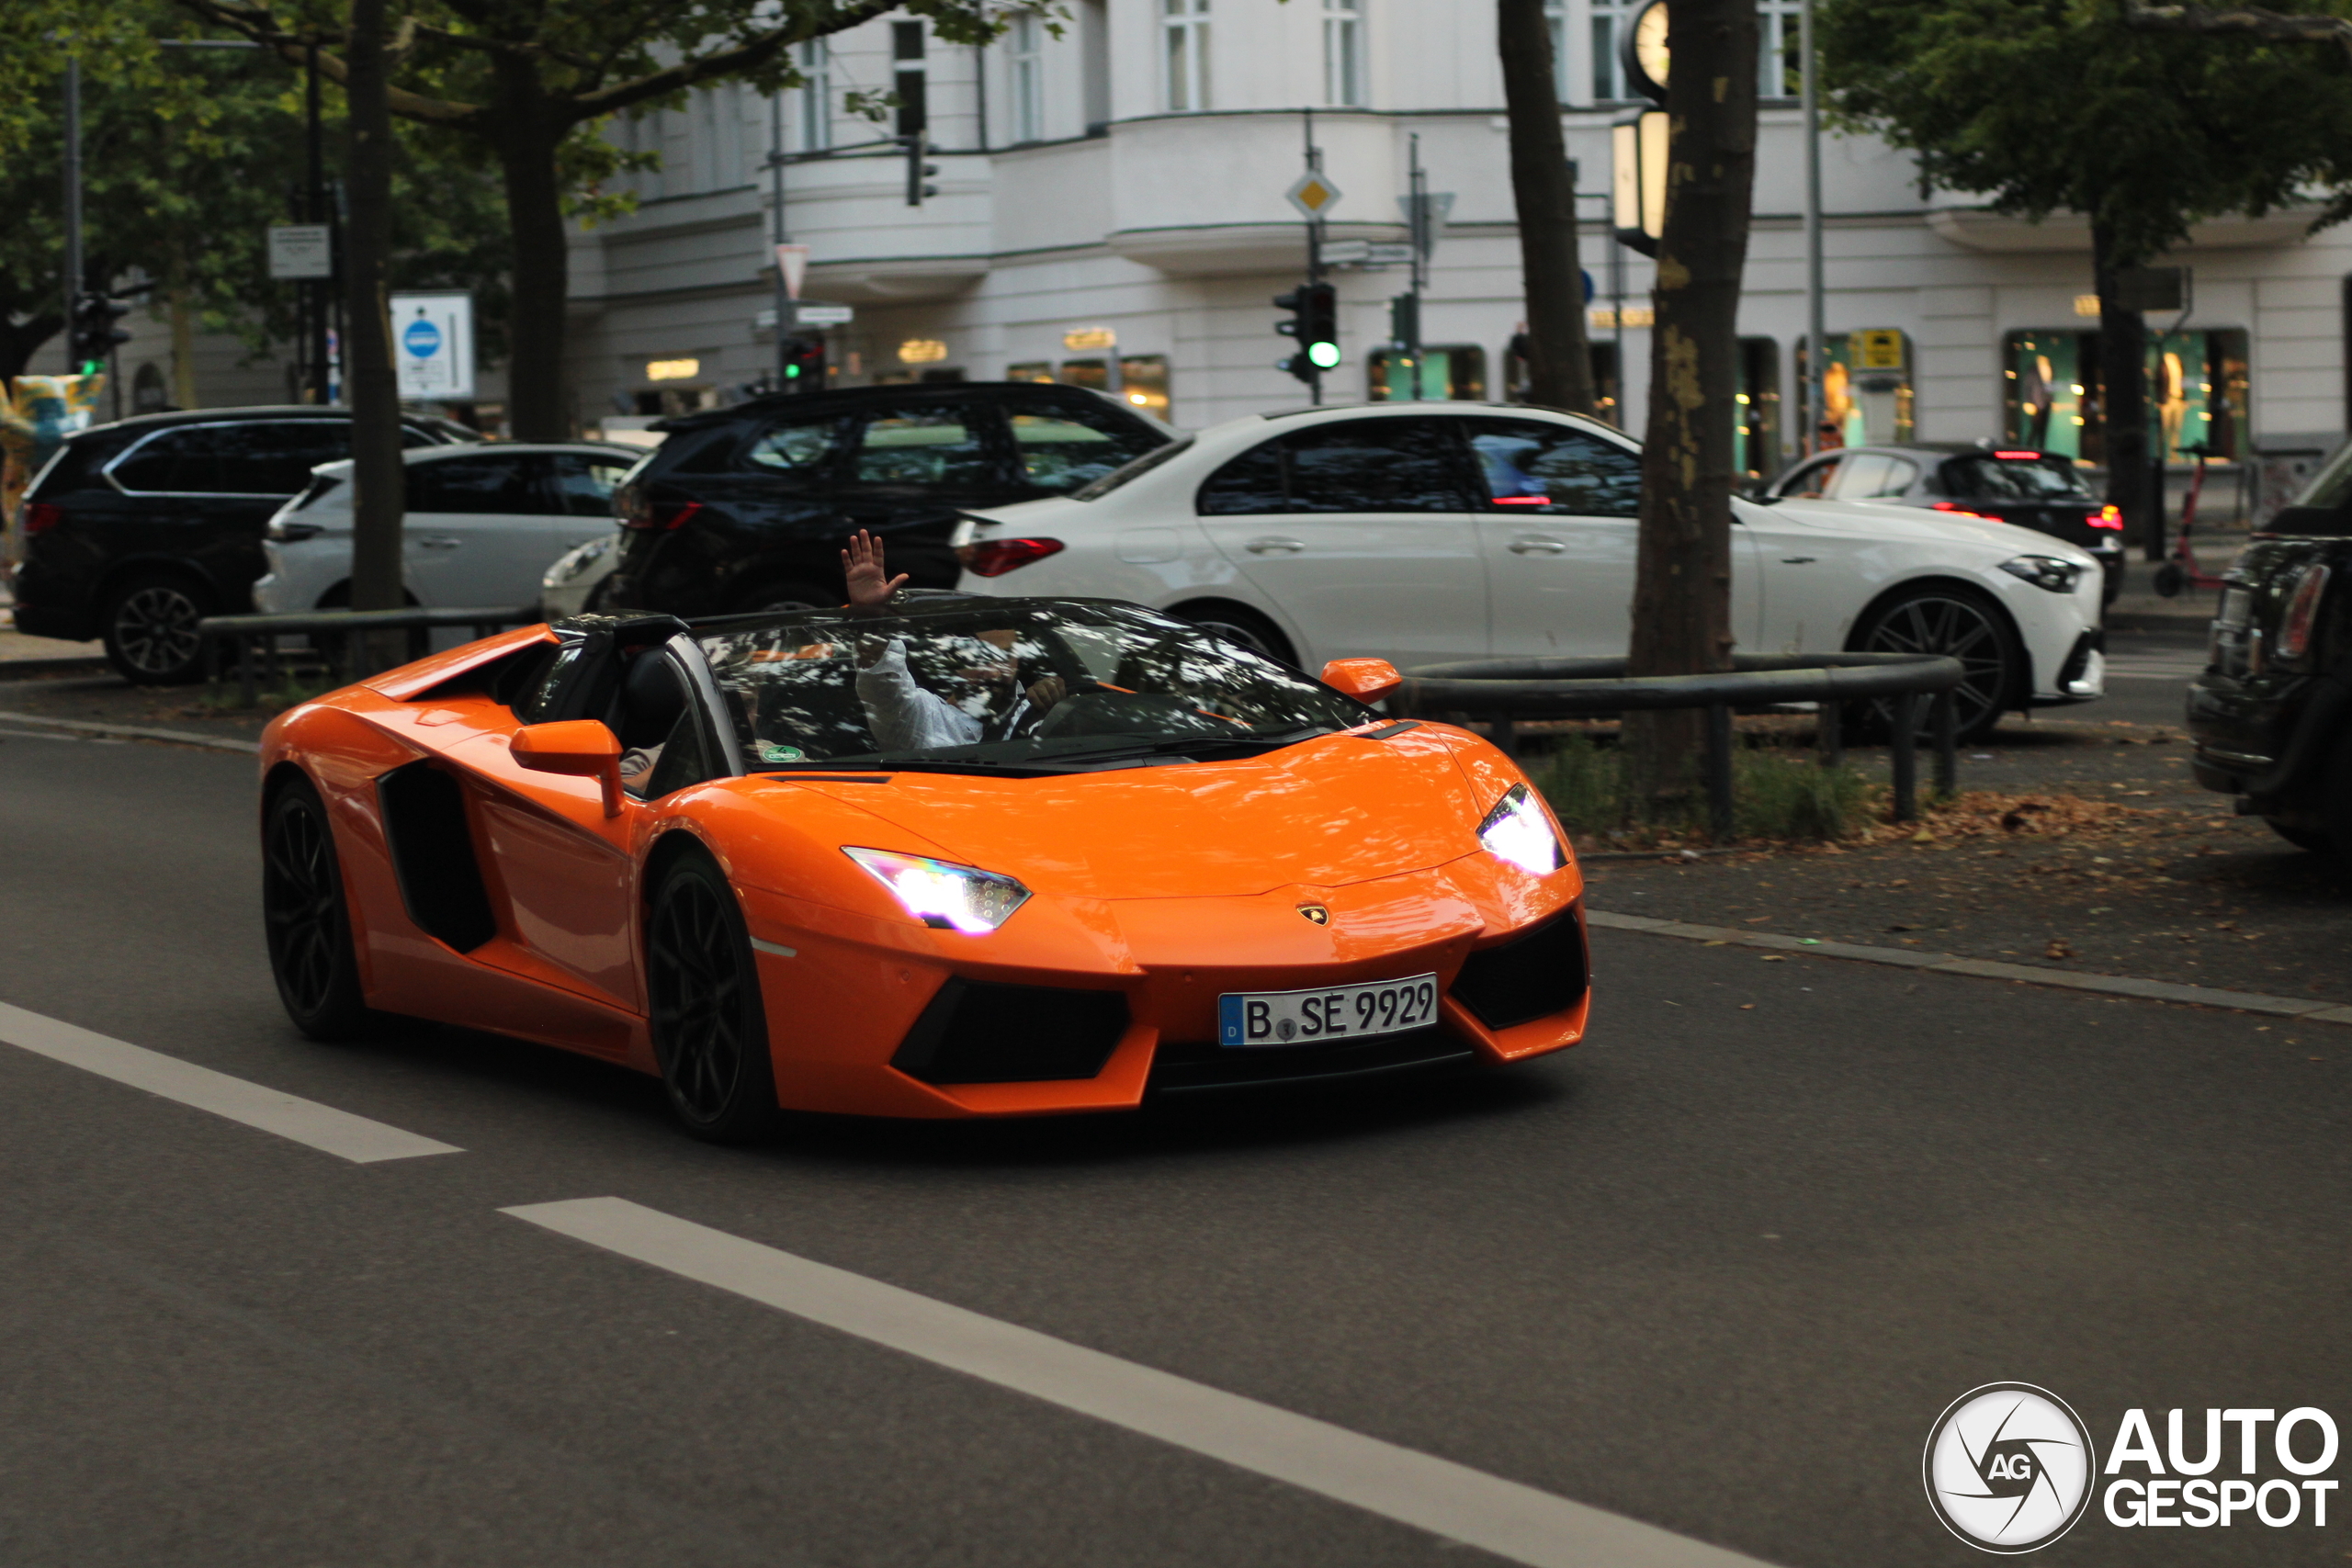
854,637,984,751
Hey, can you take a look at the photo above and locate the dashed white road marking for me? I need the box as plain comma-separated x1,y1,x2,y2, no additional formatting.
503,1196,1776,1568
0,999,461,1163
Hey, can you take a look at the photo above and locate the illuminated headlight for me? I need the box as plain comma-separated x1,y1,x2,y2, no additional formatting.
1476,784,1564,874
1998,555,2084,593
842,847,1032,933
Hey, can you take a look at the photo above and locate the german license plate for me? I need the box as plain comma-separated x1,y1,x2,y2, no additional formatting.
1217,974,1440,1048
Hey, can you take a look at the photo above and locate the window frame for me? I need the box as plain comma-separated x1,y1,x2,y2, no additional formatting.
1009,14,1046,141
1459,414,1644,518
103,418,353,500
1163,0,1212,112
1323,0,1363,107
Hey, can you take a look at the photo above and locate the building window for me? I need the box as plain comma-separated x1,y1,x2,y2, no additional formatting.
1759,0,1803,99
1590,0,1634,102
1165,0,1211,111
1324,0,1363,107
2003,328,2250,463
1736,337,1781,479
1010,14,1046,141
1058,358,1111,389
797,40,831,152
1006,361,1056,383
1119,355,1171,415
1544,0,1567,103
1801,330,1915,450
894,21,928,139
1368,344,1487,402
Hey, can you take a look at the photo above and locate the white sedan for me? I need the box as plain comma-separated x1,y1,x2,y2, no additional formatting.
954,402,2105,740
254,442,638,616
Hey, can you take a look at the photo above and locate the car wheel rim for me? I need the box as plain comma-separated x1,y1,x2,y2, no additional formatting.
112,585,203,674
1861,595,2007,736
263,797,341,1016
649,875,745,1122
1193,618,1278,660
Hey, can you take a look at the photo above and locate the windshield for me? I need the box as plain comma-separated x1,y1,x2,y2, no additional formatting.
1944,455,2094,502
697,598,1369,773
1069,436,1193,501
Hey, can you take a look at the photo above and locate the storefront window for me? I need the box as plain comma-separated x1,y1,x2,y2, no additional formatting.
1736,336,1781,479
1006,362,1055,383
1117,355,1171,416
1799,330,1914,450
2002,328,2249,462
1368,344,1487,401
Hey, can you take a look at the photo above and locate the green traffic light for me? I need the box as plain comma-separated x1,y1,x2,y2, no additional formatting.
785,363,801,378
1306,341,1341,371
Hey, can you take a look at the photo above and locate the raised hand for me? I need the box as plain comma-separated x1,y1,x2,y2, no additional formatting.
841,529,909,617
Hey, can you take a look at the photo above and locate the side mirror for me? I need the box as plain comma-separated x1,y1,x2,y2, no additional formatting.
512,720,624,817
1319,657,1403,704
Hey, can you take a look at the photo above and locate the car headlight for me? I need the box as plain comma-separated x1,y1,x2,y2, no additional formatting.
842,847,1032,933
1476,783,1564,874
1998,555,2083,593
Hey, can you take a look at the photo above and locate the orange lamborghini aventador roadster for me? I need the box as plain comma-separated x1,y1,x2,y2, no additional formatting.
259,595,1589,1140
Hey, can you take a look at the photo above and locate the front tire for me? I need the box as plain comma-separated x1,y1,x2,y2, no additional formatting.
263,778,373,1040
103,572,212,685
1850,584,2024,745
645,851,779,1143
2264,816,2332,853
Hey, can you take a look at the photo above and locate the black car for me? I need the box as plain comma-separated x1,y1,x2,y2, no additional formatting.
2187,455,2351,854
1763,443,2127,601
13,406,476,682
605,382,1172,617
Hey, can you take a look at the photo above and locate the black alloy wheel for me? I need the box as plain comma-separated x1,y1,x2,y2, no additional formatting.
262,778,372,1039
104,574,211,685
1851,586,2023,746
645,852,779,1143
1174,603,1298,668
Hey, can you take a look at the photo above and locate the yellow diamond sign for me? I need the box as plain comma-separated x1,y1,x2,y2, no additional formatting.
1285,172,1343,220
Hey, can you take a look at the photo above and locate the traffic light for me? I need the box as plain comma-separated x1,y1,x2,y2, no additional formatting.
69,290,131,375
781,334,826,389
1273,282,1339,384
904,130,938,207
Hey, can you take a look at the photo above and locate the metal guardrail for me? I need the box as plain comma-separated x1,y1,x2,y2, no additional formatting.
1396,650,1968,840
198,605,540,705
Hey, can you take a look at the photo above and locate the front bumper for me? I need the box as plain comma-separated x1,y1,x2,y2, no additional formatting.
2188,670,2348,807
736,858,1589,1119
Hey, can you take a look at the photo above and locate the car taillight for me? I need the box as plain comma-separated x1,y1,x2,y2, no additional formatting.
1931,502,2000,521
2278,564,2332,661
2088,504,2123,530
22,502,62,535
622,499,703,532
965,537,1065,577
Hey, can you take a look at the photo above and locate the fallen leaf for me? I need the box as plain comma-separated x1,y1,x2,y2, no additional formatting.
2045,938,2076,960
1760,954,1788,962
1739,1002,1756,1010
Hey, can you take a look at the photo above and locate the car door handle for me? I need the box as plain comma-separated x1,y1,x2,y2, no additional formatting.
1508,536,1567,555
1780,555,1818,564
1245,536,1306,554
414,536,463,549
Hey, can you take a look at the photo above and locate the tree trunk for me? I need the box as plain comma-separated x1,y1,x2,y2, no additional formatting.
492,59,572,443
344,0,406,636
2091,220,2158,561
1498,0,1596,415
1623,0,1758,824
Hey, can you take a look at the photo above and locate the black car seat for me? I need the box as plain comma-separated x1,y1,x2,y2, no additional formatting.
614,649,689,750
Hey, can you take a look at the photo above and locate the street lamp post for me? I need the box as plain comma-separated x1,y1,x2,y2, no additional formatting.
1801,0,1826,456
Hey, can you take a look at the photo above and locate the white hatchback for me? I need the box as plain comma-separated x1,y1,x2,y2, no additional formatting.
956,402,2105,740
254,442,638,616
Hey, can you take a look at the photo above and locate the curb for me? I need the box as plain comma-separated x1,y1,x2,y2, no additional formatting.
0,710,261,755
1585,908,2352,1026
0,657,112,681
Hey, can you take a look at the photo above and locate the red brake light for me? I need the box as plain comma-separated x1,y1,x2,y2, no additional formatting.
622,500,702,532
1993,450,2041,460
965,537,1065,577
1931,502,2000,520
22,502,63,535
2088,504,2123,530
2279,564,2332,660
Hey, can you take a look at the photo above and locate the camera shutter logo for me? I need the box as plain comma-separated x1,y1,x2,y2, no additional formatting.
1924,1383,2096,1553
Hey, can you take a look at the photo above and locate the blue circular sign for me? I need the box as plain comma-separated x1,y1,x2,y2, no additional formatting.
402,318,443,358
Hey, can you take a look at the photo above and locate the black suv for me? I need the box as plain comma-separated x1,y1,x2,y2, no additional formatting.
1763,443,2127,602
14,406,475,682
605,382,1172,617
2187,456,2351,854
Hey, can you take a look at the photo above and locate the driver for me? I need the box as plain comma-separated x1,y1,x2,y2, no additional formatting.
840,531,1068,751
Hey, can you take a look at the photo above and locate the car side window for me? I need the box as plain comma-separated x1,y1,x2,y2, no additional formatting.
1781,457,1841,499
216,421,352,495
111,428,223,493
1826,452,1894,500
548,453,632,517
408,455,544,514
1197,420,1467,514
1002,400,1166,492
1464,418,1642,517
850,408,1001,487
742,412,847,475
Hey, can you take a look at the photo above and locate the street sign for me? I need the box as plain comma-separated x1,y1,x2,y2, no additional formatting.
1320,240,1414,268
1285,172,1343,220
266,224,333,280
795,302,854,327
775,243,809,299
1853,328,1905,370
390,291,475,400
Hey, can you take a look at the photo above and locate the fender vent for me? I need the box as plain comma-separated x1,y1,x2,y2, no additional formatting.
377,761,497,953
1450,913,1588,1031
891,980,1128,1084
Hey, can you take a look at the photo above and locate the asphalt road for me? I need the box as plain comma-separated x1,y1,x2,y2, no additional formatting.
2,730,2346,1568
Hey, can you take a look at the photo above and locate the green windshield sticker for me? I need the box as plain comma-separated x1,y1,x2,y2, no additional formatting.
758,742,806,763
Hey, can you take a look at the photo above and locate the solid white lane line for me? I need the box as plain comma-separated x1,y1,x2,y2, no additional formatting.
0,999,461,1164
503,1197,1773,1568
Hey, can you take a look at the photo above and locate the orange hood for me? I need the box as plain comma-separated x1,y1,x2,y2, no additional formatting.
799,729,1490,899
